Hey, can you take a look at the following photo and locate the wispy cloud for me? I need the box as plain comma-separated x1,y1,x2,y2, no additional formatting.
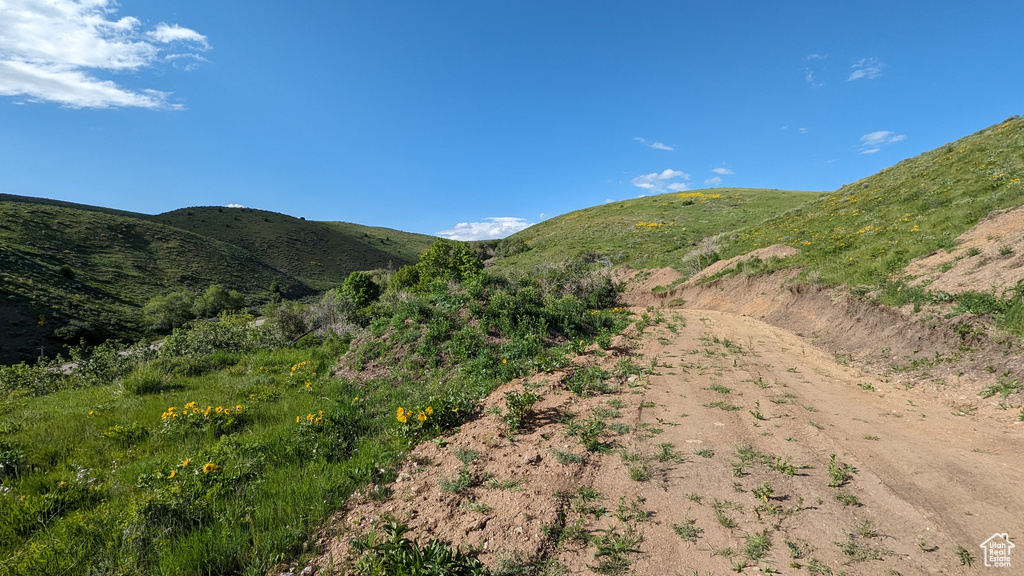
802,53,826,87
226,203,245,208
631,169,691,193
704,177,723,186
848,57,884,81
858,130,905,154
0,0,209,109
634,137,674,151
437,217,533,241
711,167,733,175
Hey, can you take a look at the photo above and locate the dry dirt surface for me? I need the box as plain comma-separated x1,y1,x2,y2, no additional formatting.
312,276,1023,575
906,204,1024,295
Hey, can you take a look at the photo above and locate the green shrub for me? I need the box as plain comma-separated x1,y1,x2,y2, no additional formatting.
341,271,382,308
144,291,197,331
419,239,483,283
389,264,421,290
350,520,486,576
192,284,244,318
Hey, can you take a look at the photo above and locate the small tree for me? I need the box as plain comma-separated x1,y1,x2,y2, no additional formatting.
419,239,483,284
193,284,244,318
340,271,382,308
144,291,196,331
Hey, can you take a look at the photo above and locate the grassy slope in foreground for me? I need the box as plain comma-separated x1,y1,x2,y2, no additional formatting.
152,207,437,288
721,115,1024,286
0,197,306,363
491,188,822,272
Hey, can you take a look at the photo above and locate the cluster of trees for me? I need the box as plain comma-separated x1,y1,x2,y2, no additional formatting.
143,284,245,331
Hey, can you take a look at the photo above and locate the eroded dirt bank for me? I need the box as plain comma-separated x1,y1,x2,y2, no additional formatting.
621,267,1024,407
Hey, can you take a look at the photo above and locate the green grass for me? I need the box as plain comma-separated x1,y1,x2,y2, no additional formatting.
720,116,1024,288
0,257,629,575
487,189,822,273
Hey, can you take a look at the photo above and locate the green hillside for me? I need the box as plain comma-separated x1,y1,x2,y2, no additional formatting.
0,198,308,364
151,207,437,288
489,188,823,271
720,115,1024,286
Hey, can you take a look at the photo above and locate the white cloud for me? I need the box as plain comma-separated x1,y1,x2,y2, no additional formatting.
848,57,884,81
631,169,691,193
711,167,733,175
634,137,674,151
225,203,245,208
802,54,826,87
858,130,905,154
798,127,809,134
147,23,209,48
704,177,723,186
437,217,533,241
0,0,208,108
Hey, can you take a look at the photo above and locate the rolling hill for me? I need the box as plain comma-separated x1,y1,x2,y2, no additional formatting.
0,196,311,363
719,115,1024,287
150,207,437,288
0,197,437,364
487,188,823,272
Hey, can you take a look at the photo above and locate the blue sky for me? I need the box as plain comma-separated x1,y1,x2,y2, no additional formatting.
1,1,1022,240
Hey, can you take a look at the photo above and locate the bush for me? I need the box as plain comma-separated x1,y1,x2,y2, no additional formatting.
340,271,382,308
159,312,280,358
389,264,421,290
144,291,196,331
419,239,484,284
58,264,75,280
192,284,244,319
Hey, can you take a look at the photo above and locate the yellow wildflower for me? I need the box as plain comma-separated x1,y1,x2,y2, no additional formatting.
236,405,243,411
296,416,301,423
417,412,427,422
169,470,177,479
425,406,433,415
203,463,217,474
182,459,191,467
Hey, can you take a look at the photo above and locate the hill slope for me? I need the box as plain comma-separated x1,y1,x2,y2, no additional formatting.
151,207,437,288
721,115,1024,286
489,188,822,271
0,197,308,363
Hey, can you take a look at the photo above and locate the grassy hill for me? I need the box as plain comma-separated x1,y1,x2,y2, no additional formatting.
151,207,437,288
719,115,1024,287
0,197,309,364
488,188,823,271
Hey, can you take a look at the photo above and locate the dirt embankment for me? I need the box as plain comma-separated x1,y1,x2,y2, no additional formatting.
619,265,1024,397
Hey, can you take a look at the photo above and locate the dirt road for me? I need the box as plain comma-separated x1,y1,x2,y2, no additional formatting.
597,308,1024,575
316,303,1023,575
